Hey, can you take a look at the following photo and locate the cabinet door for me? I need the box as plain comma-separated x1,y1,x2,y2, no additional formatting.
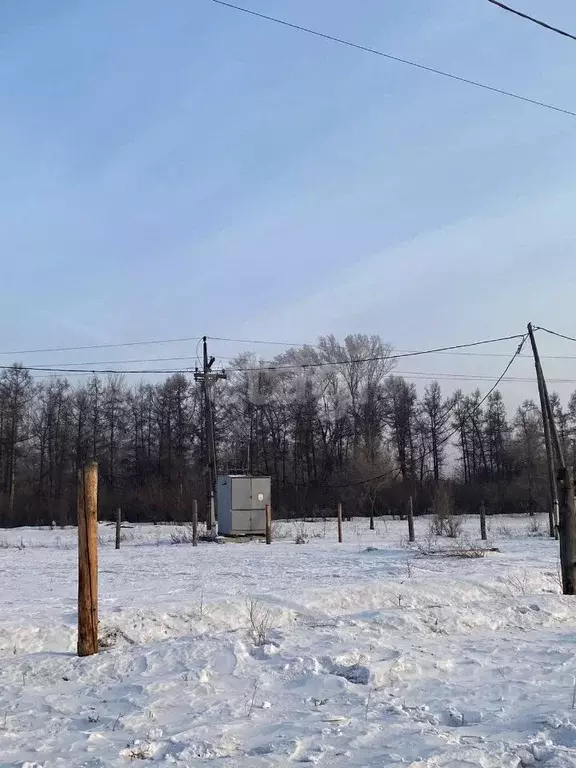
233,510,252,533
231,477,252,510
250,477,270,509
250,508,265,532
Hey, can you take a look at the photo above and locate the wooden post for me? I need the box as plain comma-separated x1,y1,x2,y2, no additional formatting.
337,502,343,543
480,502,487,541
115,507,121,550
192,499,198,547
558,467,576,595
78,461,98,657
408,495,415,543
265,504,272,545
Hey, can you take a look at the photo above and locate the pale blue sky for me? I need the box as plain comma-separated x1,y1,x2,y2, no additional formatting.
2,0,576,402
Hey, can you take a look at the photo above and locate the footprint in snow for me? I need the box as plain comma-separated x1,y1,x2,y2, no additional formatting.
321,657,371,685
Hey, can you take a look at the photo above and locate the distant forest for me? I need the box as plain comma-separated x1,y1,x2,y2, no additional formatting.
0,334,573,527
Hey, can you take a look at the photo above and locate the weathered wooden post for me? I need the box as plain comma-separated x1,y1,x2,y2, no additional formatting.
337,502,343,543
265,504,272,545
558,467,576,595
192,499,198,547
408,495,415,543
115,507,121,550
480,502,487,541
78,461,98,657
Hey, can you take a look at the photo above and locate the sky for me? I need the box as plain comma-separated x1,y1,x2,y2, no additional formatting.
1,0,576,407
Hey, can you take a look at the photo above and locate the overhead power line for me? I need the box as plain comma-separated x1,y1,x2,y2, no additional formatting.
197,333,576,361
0,333,527,376
396,350,576,361
285,334,528,489
0,336,202,357
23,334,530,369
428,334,528,457
22,355,205,368
470,334,527,407
13,366,187,375
28,369,576,385
535,326,576,344
391,334,523,361
11,347,576,370
386,370,534,383
10,327,576,367
209,0,576,118
0,333,312,359
208,336,312,347
210,335,564,358
486,0,576,42
229,333,526,372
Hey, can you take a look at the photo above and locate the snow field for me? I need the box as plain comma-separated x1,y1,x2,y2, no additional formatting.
0,515,576,767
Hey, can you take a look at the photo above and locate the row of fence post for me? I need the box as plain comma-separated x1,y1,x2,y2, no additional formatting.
109,497,492,551
96,493,489,560
77,464,493,658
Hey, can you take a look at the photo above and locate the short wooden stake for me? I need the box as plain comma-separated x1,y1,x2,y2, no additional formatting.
78,461,98,657
115,507,121,550
192,499,198,547
480,502,487,541
265,504,272,545
408,496,415,543
337,502,343,543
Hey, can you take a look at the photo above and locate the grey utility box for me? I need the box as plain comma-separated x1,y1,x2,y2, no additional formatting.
217,475,271,536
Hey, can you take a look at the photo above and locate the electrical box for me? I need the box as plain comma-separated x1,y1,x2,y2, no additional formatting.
217,475,271,536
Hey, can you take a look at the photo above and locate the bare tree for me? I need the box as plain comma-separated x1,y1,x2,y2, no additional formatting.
0,365,35,523
382,376,417,481
0,339,572,527
513,400,544,517
420,382,454,484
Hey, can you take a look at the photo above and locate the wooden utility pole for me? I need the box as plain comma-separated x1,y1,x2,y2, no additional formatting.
192,499,198,547
528,323,559,538
408,496,415,543
337,502,343,543
528,323,575,594
558,466,576,595
78,461,99,657
115,507,121,550
480,502,487,541
194,337,226,534
265,504,272,545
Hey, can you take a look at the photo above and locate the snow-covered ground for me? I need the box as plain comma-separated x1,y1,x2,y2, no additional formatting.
0,514,575,767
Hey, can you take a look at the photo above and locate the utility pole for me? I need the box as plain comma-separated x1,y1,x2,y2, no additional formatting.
194,337,226,534
527,323,559,538
528,323,576,594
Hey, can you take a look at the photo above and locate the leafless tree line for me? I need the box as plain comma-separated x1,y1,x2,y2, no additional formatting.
0,333,575,526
